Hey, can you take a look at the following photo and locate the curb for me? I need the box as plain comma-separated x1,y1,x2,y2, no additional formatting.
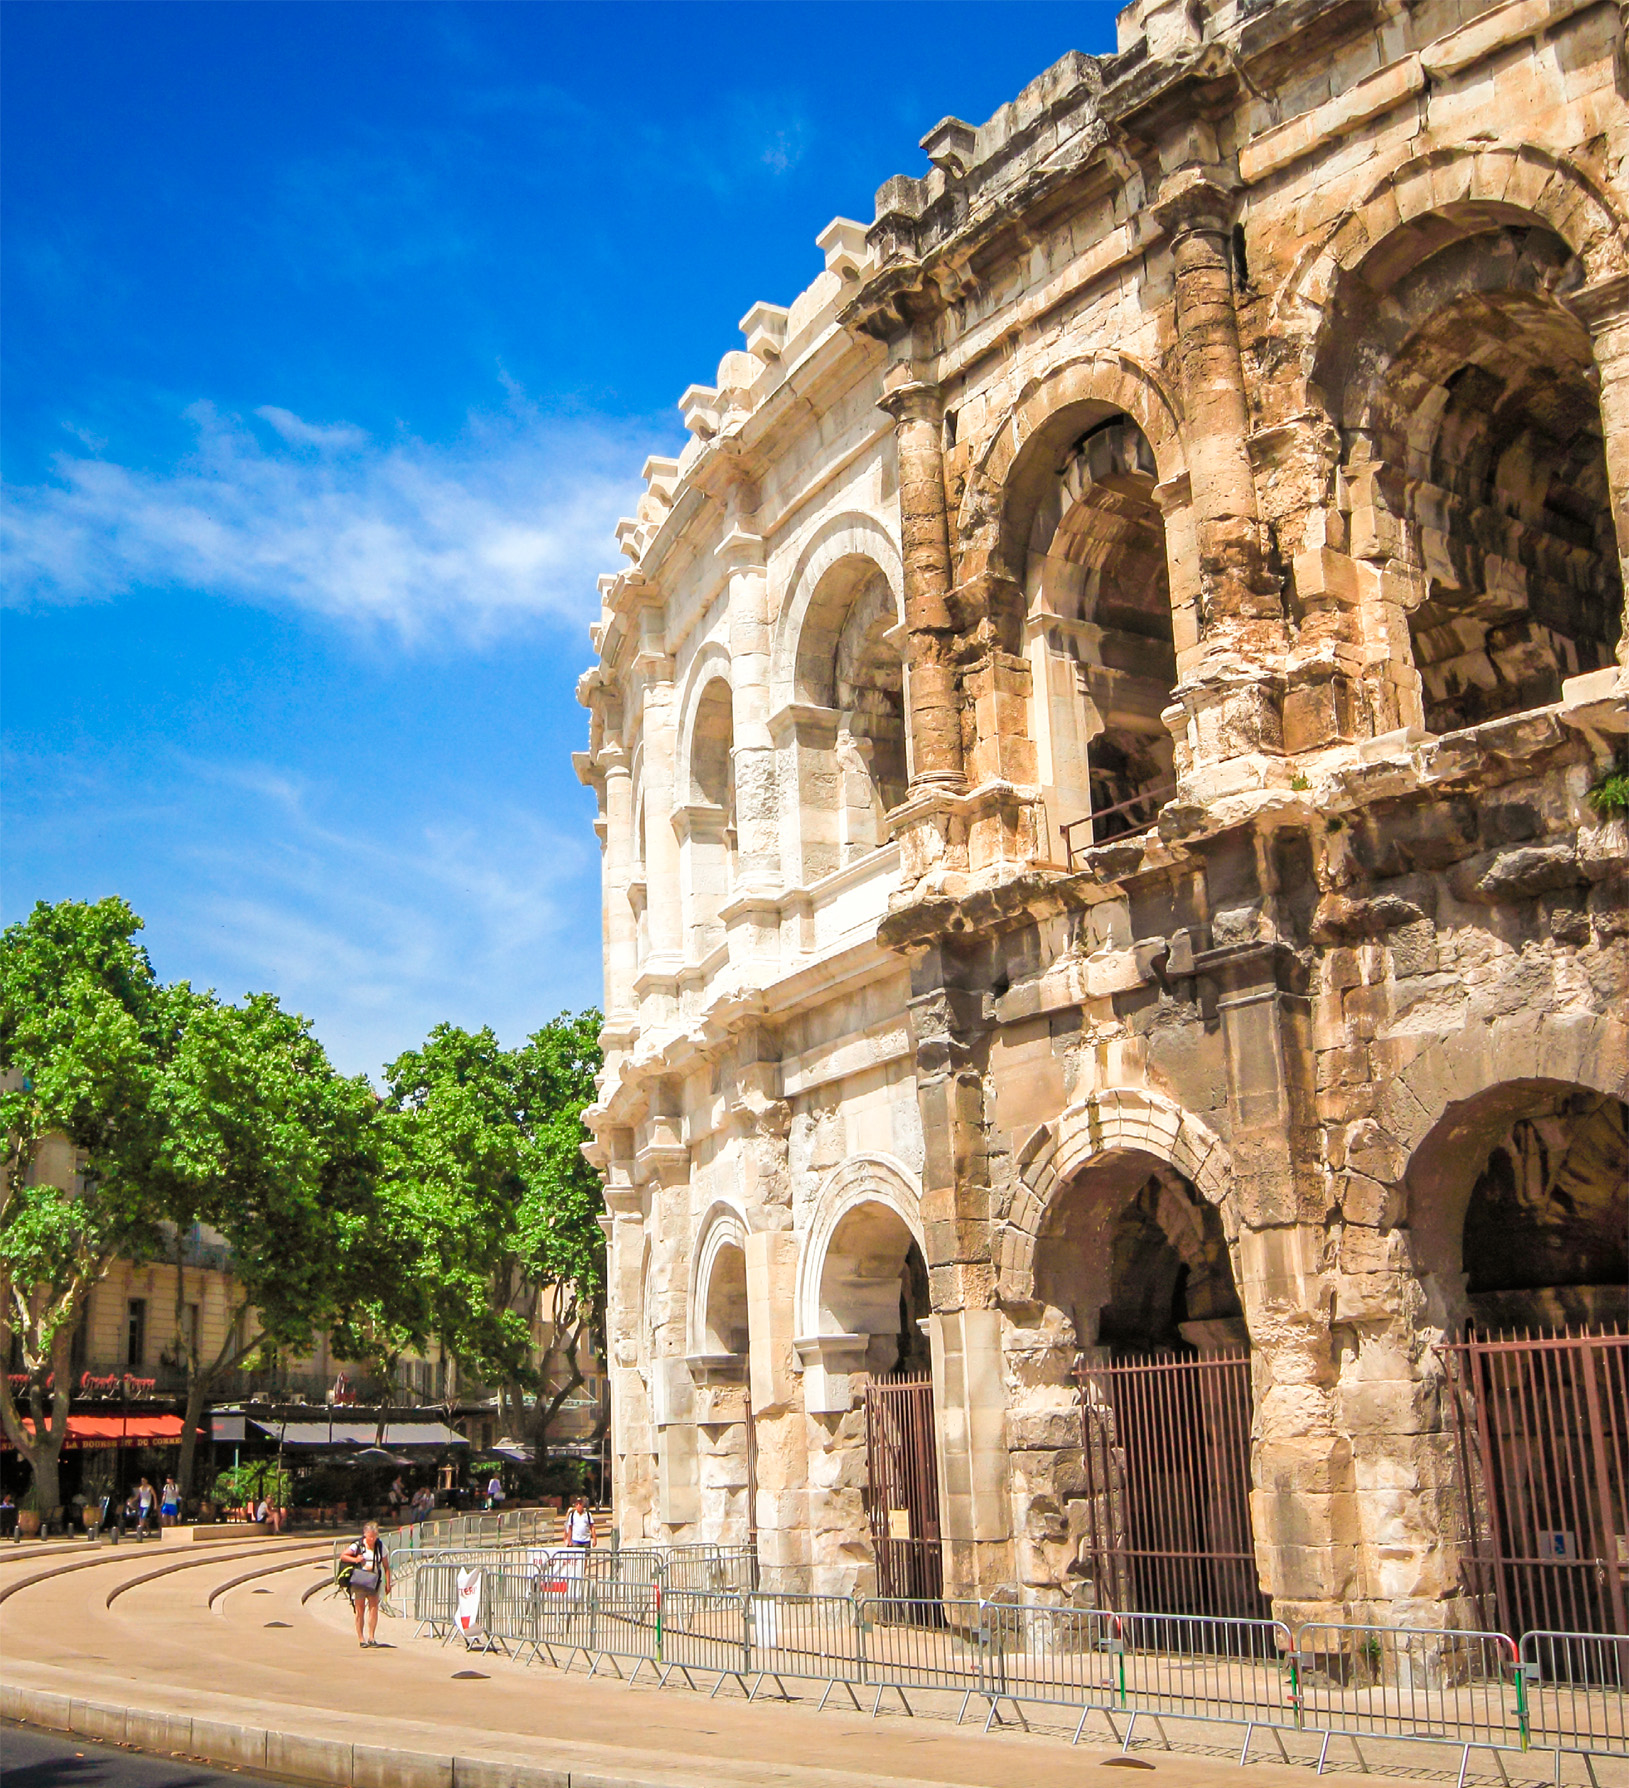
1,1680,627,1788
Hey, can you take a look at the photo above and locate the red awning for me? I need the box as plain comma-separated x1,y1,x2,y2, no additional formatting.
6,1414,190,1451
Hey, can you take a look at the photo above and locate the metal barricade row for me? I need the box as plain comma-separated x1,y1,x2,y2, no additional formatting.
384,1536,1629,1776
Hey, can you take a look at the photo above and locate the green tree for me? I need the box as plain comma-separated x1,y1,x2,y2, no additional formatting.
0,899,170,1516
151,989,381,1495
373,1012,604,1462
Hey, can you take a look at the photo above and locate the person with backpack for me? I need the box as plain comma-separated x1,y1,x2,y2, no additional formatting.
564,1496,594,1549
340,1520,392,1648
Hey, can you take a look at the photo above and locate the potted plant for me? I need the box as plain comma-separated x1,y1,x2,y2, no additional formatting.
16,1487,43,1539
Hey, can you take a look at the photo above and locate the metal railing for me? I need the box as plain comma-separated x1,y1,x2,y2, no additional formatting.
390,1540,1628,1774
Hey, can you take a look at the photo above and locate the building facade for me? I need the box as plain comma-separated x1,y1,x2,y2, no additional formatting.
577,0,1629,1630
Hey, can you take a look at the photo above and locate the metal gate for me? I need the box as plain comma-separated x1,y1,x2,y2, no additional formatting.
1077,1349,1269,1621
1443,1327,1628,1636
863,1373,943,1602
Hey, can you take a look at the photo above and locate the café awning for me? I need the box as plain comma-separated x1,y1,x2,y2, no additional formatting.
249,1419,467,1450
5,1413,190,1451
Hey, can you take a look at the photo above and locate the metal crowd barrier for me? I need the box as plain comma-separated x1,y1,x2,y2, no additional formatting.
1296,1624,1522,1782
1520,1631,1629,1780
386,1543,1628,1777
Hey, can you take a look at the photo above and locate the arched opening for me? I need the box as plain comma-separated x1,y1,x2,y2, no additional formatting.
1462,1090,1627,1332
1028,1152,1258,1617
1322,224,1622,736
702,1241,750,1357
817,1200,929,1376
679,676,736,957
787,558,906,878
808,1196,937,1597
1406,1080,1628,1335
1035,1154,1243,1357
1405,1081,1628,1635
1022,415,1177,852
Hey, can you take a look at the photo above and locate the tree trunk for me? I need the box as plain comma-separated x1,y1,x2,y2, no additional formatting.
178,1371,210,1502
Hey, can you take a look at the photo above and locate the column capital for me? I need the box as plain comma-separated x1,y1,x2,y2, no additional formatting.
1153,166,1239,241
714,524,767,570
878,376,943,427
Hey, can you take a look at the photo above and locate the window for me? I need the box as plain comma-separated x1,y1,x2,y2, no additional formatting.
126,1298,147,1369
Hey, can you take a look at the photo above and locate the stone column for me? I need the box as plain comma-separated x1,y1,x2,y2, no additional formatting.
638,648,684,1009
599,747,638,1021
1571,273,1629,664
905,936,1013,1597
1154,169,1281,640
879,376,965,791
719,516,782,887
1197,922,1357,1627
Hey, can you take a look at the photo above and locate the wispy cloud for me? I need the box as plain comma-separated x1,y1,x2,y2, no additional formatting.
4,747,601,1077
2,398,646,644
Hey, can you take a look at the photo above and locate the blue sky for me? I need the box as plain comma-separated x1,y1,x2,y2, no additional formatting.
3,0,1118,1078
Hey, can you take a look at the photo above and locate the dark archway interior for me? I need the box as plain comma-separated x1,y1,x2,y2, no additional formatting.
1024,415,1177,844
792,560,907,869
1036,1154,1243,1357
893,1240,931,1374
1461,1090,1628,1331
1327,224,1621,736
1096,1175,1242,1353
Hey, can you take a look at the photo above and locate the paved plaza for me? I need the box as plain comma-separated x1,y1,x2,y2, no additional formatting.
2,1537,1625,1788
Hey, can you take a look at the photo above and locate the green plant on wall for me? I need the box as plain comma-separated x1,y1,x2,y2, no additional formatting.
1586,760,1629,818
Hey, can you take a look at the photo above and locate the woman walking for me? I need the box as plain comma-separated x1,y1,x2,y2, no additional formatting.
340,1520,392,1648
160,1476,181,1527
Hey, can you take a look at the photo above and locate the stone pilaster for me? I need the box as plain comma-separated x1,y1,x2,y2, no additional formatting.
1569,274,1629,666
905,937,1013,1596
1155,170,1283,646
599,747,638,1022
879,373,965,792
637,641,684,1005
719,510,782,888
1197,923,1355,1625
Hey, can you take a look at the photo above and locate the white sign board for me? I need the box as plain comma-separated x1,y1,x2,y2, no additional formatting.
456,1567,485,1639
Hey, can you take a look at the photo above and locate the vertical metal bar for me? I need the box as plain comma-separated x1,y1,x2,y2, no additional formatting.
1469,1342,1517,1634
1579,1338,1629,1637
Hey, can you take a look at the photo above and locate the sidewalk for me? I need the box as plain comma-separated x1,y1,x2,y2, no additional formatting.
3,1541,1621,1788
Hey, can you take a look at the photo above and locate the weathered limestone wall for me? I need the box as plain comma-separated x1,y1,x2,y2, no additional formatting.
578,0,1629,1623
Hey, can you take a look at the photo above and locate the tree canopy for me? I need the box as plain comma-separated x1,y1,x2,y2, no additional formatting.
1,895,606,1510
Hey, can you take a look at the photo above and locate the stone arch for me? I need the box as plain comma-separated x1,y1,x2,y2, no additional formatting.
771,517,908,877
960,352,1187,589
1293,150,1629,737
690,1201,751,1357
1280,143,1629,335
770,513,903,711
674,640,734,807
999,1089,1230,1304
1375,1005,1629,1166
795,1153,925,1338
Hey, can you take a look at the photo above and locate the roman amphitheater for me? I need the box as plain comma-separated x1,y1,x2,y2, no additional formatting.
575,0,1629,1633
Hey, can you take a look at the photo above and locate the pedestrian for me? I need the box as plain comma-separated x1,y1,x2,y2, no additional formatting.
387,1474,406,1518
160,1476,180,1527
484,1470,504,1512
254,1492,271,1528
340,1519,391,1648
564,1495,594,1549
135,1479,156,1535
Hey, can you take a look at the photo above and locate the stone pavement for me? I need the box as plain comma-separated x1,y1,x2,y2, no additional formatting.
2,1539,1621,1788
